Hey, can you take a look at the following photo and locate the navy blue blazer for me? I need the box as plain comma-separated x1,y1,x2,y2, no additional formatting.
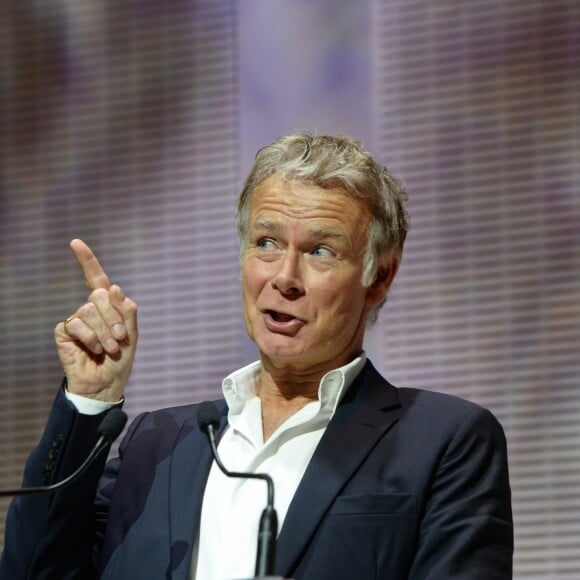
0,361,513,579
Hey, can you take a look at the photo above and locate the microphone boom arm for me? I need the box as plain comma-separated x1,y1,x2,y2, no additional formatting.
206,423,275,507
0,408,127,497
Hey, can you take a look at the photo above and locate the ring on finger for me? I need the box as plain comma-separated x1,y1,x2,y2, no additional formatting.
63,316,75,334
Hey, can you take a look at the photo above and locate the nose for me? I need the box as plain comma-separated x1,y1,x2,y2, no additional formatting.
271,250,304,297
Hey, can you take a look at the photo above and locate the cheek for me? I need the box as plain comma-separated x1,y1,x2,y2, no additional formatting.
242,263,268,306
313,283,366,323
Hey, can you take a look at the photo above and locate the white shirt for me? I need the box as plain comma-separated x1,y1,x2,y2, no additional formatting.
65,354,367,579
191,354,366,580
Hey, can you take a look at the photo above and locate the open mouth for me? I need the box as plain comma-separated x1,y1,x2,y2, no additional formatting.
262,309,305,334
267,310,296,323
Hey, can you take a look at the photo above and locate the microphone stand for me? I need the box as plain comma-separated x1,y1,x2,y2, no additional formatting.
205,421,278,578
198,401,279,578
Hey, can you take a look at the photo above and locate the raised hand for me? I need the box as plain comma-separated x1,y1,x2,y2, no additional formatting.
54,239,138,402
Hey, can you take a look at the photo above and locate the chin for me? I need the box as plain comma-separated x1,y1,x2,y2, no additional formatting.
258,342,311,365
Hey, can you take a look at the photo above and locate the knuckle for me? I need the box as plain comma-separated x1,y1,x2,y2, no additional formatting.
90,287,109,302
78,302,97,319
85,334,103,352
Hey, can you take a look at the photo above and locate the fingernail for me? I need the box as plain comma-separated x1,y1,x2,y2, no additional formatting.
112,324,125,339
105,338,119,352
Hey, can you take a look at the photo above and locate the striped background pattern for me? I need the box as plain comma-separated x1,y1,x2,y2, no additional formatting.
1,1,579,576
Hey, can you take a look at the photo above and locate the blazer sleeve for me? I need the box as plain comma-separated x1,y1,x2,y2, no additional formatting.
0,386,119,580
409,404,513,579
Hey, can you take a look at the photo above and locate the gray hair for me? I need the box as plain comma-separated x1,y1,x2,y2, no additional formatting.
236,132,409,323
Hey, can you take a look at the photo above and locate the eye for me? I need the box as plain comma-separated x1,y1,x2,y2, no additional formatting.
311,245,334,258
256,237,277,251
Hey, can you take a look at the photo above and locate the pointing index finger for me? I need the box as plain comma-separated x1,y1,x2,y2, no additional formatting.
70,239,112,290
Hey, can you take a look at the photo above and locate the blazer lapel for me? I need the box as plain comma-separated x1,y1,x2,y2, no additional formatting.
275,362,401,578
167,401,228,579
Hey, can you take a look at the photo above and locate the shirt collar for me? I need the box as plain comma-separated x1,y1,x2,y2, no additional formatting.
221,352,367,419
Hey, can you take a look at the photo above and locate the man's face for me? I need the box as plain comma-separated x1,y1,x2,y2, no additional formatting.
241,175,386,375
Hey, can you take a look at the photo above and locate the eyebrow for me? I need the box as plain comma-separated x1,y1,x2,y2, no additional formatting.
250,218,349,244
309,227,349,243
251,218,280,232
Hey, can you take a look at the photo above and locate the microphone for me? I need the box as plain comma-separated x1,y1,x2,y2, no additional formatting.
197,401,278,579
0,408,127,497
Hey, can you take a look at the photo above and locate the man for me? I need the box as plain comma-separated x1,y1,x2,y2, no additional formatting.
0,133,513,579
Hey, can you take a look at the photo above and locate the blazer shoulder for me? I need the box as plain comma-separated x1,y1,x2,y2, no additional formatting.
397,385,489,412
362,362,505,435
394,385,507,440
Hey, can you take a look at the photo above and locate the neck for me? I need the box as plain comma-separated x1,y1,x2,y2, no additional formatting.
255,352,361,440
257,371,319,441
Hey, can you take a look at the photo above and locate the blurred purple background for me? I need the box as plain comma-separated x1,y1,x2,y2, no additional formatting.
1,1,579,577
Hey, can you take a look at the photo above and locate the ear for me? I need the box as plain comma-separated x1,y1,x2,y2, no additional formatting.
365,258,400,307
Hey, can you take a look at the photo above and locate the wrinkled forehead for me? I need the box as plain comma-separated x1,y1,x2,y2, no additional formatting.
246,176,373,249
249,175,370,217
